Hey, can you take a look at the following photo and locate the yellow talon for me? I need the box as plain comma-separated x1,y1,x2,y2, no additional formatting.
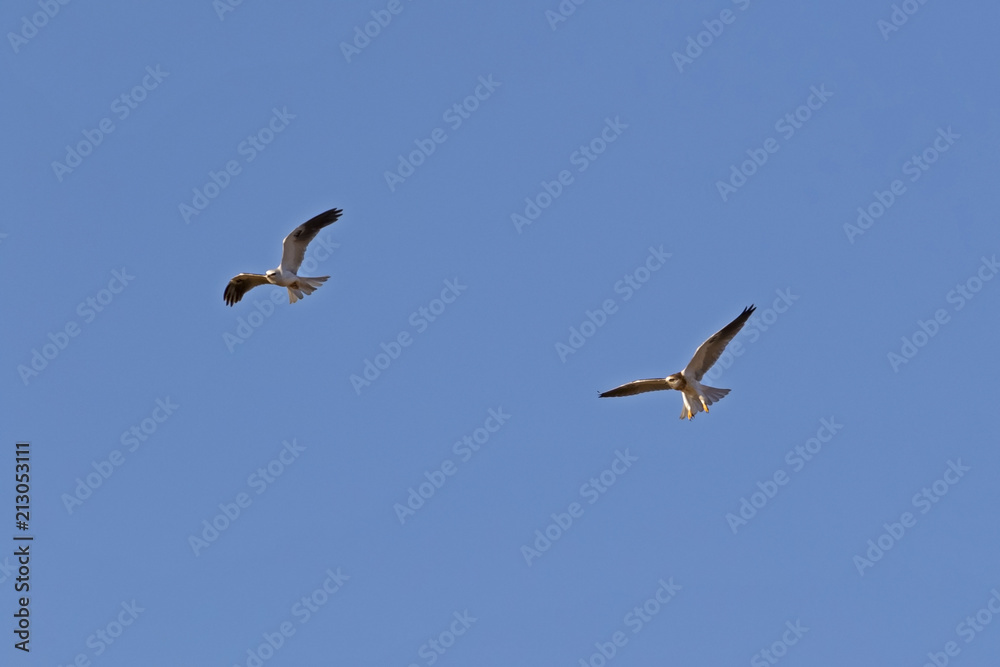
700,397,709,412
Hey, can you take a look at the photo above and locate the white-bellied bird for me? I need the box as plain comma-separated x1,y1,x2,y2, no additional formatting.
600,305,755,420
224,208,342,306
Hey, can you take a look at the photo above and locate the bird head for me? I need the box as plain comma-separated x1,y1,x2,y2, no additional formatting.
665,374,686,390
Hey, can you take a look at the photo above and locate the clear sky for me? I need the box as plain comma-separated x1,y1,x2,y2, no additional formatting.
3,1,1000,665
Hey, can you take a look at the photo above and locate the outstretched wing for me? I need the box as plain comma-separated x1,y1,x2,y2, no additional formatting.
224,273,270,306
279,208,342,273
600,378,672,398
683,305,755,381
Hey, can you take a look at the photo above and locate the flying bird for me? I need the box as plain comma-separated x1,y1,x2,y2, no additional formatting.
224,208,342,306
600,305,755,420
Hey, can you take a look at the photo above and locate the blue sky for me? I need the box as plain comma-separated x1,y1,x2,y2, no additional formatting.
3,1,1000,665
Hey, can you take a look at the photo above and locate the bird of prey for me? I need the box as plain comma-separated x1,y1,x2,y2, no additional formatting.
224,208,342,306
600,305,755,420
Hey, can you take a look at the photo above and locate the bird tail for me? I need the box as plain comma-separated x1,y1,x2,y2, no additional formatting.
287,276,329,303
680,385,730,420
701,385,730,406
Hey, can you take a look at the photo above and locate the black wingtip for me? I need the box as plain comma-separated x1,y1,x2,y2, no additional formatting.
300,207,343,230
321,207,343,224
